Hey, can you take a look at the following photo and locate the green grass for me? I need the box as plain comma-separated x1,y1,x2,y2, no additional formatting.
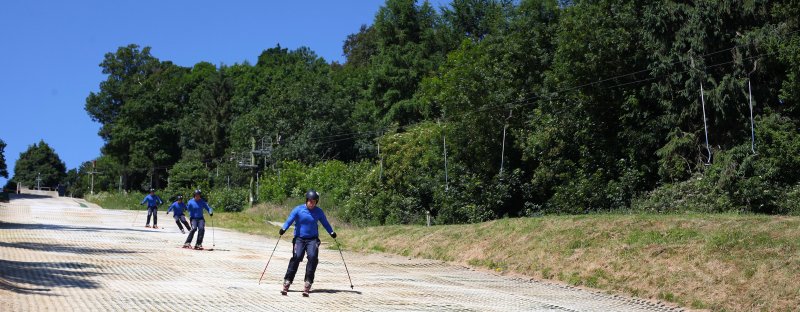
336,213,800,312
86,192,147,210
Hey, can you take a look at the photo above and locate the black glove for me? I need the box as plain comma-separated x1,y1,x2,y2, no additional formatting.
330,232,337,239
279,228,286,236
209,213,213,217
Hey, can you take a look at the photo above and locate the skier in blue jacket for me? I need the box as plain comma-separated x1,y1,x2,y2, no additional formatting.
166,195,191,234
279,189,336,296
183,190,213,250
140,188,163,228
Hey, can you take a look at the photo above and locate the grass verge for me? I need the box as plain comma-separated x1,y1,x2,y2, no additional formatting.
338,214,800,312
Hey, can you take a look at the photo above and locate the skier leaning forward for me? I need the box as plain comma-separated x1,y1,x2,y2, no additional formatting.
279,189,337,297
166,195,191,234
183,190,213,250
140,188,163,228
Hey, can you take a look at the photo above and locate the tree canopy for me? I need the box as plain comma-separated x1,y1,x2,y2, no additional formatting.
13,140,66,189
82,0,800,223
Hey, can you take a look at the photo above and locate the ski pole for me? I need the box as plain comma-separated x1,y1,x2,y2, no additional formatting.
210,214,216,247
334,237,354,289
258,234,282,285
131,207,141,226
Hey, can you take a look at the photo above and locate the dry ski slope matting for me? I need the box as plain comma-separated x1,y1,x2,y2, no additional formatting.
0,195,683,311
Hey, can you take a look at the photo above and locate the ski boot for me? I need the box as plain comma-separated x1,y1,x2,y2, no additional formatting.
145,225,151,228
302,282,312,297
182,243,192,249
194,244,203,250
281,280,291,295
152,225,158,229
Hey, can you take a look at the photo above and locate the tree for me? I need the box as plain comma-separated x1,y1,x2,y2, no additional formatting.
0,138,8,178
229,46,350,163
13,140,66,188
368,0,450,125
343,25,378,67
85,44,188,189
179,62,234,162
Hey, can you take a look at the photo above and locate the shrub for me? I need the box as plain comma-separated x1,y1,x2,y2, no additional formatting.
630,175,733,213
208,188,249,212
167,159,210,191
257,161,307,202
777,184,800,216
634,112,800,214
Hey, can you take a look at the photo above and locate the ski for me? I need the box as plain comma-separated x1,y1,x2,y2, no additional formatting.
178,245,214,251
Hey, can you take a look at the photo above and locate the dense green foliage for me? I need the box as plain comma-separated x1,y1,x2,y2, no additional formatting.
208,188,249,212
13,140,67,189
81,0,800,225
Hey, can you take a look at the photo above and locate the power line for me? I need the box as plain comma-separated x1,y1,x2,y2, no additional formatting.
451,28,798,120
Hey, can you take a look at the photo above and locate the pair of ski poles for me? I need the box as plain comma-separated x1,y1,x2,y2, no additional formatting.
258,234,353,289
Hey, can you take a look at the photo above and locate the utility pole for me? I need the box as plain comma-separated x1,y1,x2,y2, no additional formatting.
247,136,272,205
88,161,101,195
378,141,383,180
437,118,449,192
36,173,42,190
500,109,513,175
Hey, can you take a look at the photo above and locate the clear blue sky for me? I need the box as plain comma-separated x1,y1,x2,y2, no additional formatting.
0,0,393,186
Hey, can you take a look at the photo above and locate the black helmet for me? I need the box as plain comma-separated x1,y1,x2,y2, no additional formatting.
149,188,155,193
193,189,202,196
305,189,320,201
176,195,183,200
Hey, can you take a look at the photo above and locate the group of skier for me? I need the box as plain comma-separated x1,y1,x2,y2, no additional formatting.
140,189,213,249
140,188,337,296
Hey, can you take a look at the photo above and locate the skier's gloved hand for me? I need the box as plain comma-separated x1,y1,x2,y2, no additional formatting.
279,228,286,236
330,232,337,239
209,213,213,216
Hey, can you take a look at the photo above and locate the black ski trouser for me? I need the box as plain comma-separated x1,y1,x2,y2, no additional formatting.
146,206,158,225
284,237,321,285
184,218,205,245
174,214,190,231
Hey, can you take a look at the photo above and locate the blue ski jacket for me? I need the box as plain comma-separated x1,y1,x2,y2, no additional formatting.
167,201,187,216
140,194,163,207
186,198,213,219
281,204,334,239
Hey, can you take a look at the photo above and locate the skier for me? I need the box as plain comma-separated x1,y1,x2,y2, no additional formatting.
166,195,191,234
183,189,213,250
279,189,337,297
140,188,163,228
